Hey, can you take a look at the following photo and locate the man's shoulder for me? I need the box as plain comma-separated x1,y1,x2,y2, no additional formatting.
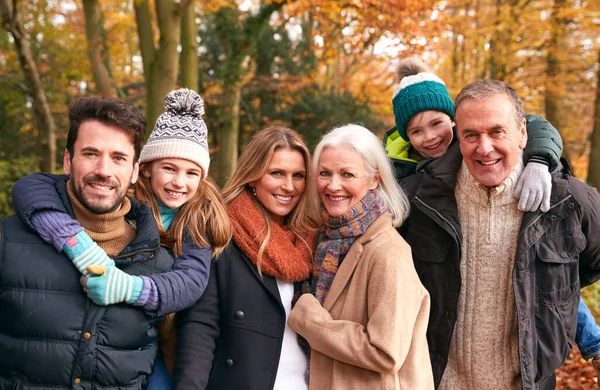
0,214,42,242
551,159,600,207
563,175,600,207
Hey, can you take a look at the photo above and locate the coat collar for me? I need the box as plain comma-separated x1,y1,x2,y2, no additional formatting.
322,213,393,311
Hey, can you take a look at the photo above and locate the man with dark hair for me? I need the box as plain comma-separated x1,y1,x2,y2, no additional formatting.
402,79,600,389
0,97,173,389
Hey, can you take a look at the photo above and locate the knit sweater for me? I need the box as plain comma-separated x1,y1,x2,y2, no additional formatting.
67,182,136,256
438,160,524,390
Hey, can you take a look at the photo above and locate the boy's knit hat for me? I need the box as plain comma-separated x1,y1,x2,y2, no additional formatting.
140,88,210,178
392,72,454,141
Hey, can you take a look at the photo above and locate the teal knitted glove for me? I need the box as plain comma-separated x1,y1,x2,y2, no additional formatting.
63,231,115,277
85,265,143,306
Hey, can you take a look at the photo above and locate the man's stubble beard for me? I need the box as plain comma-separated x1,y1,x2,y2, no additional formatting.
69,176,128,215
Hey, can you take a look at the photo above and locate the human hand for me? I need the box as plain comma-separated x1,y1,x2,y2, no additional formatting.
84,265,143,306
514,161,551,212
292,281,312,308
63,232,115,277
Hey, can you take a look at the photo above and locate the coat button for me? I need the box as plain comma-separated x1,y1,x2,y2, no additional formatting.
235,311,244,320
148,253,155,259
83,332,91,340
516,262,525,271
226,358,234,367
126,257,132,261
74,378,81,384
568,202,575,209
444,310,450,319
550,215,557,222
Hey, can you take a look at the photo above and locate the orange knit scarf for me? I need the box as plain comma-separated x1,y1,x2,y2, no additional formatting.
227,190,315,282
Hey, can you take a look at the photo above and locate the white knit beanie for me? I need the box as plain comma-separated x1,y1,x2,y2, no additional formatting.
139,88,210,178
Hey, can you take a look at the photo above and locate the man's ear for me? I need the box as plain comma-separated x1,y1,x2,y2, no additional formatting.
131,160,140,185
63,149,71,175
519,118,527,150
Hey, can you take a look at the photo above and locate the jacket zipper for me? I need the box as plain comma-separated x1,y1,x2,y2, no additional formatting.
114,244,161,260
518,195,571,238
414,196,462,258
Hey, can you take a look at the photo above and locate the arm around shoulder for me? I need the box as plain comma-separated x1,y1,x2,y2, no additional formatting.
148,236,213,316
11,173,70,229
523,114,563,171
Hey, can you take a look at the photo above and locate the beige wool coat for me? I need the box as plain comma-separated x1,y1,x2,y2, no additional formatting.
288,213,434,390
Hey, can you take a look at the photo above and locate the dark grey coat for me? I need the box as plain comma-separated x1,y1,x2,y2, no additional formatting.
401,144,600,389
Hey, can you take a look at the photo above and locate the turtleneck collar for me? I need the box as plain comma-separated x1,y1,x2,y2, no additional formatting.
456,158,524,206
157,199,178,231
66,180,136,257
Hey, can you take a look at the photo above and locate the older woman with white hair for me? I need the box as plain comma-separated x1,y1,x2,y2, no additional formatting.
288,124,434,389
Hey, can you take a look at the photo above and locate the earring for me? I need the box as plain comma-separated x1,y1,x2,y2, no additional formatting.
251,186,256,196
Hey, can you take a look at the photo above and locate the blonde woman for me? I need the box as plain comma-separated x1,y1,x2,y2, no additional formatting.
173,126,319,390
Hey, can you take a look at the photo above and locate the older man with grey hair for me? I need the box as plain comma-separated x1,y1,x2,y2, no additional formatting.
401,79,600,390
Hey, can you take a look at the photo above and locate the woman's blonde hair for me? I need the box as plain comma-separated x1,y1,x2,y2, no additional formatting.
313,123,410,226
134,162,231,257
221,126,319,273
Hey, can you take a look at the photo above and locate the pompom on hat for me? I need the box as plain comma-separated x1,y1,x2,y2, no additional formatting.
139,88,210,178
392,72,454,141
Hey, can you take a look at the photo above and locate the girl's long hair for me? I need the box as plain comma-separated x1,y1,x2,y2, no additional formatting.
134,162,231,257
221,126,319,273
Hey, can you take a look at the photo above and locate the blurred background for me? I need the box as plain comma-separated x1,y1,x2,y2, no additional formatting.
1,2,600,382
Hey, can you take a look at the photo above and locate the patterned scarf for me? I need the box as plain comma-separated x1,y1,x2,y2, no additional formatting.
227,190,316,282
313,190,385,304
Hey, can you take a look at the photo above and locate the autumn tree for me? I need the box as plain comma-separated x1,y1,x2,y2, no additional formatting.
82,0,118,97
1,0,56,172
589,47,600,189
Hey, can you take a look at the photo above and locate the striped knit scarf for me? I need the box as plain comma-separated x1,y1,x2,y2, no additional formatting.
313,190,385,304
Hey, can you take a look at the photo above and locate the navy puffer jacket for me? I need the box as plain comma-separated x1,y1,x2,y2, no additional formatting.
0,177,174,390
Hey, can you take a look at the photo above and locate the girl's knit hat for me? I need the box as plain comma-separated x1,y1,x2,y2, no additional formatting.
139,88,210,177
392,59,454,141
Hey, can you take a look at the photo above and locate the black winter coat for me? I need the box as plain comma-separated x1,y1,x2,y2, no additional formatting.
0,179,174,390
401,144,600,389
173,241,293,390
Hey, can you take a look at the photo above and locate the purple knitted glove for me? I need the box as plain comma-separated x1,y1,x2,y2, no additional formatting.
30,210,84,251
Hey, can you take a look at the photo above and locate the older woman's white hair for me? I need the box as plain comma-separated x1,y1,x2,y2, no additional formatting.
313,123,410,226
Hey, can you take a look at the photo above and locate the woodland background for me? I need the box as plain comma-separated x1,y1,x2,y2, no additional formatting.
1,1,600,385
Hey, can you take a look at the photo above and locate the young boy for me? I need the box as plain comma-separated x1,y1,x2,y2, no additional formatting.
387,56,600,379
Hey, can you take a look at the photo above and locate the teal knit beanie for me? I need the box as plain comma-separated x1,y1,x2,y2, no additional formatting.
392,73,454,141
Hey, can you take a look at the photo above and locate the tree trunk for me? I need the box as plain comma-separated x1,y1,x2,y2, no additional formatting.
215,84,242,185
134,0,155,84
1,0,56,172
180,4,199,91
588,48,600,189
82,0,117,97
545,0,567,160
135,0,189,138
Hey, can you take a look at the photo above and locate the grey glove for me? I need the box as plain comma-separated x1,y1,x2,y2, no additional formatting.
514,162,552,212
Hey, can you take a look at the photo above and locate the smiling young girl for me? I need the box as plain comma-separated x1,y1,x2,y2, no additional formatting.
11,88,231,389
